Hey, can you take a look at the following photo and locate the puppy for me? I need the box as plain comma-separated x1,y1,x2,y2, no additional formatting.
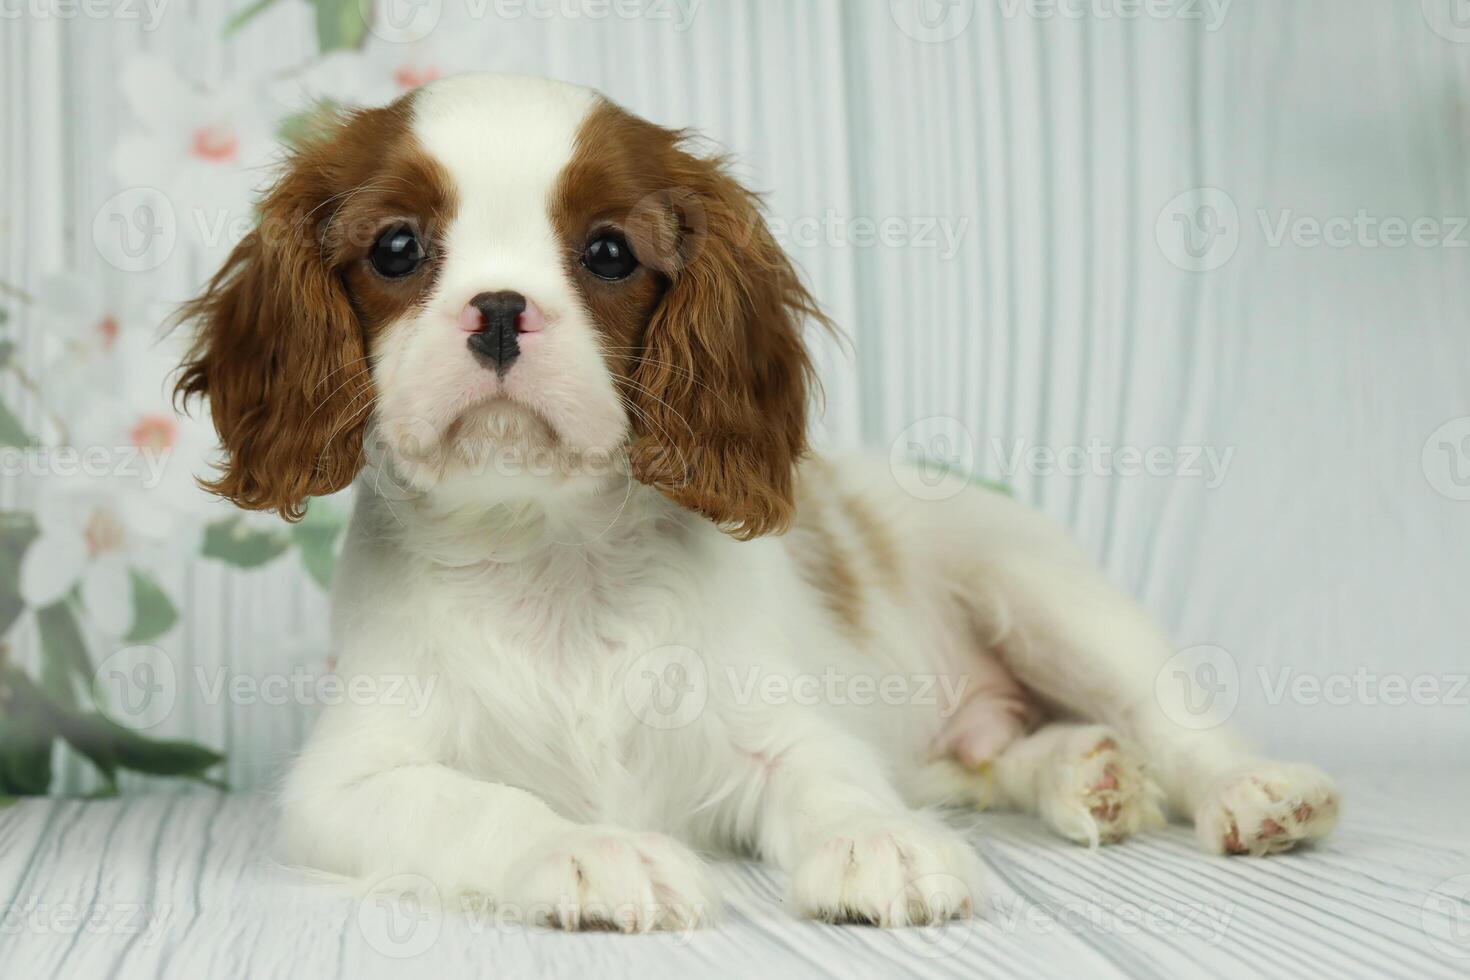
177,73,1338,931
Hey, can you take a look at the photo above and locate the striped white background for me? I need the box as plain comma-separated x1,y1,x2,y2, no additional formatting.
2,0,1467,793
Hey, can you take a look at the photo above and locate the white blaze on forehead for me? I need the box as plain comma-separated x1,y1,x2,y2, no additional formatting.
410,73,600,304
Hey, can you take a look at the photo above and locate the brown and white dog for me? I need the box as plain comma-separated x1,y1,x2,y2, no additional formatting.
177,73,1338,931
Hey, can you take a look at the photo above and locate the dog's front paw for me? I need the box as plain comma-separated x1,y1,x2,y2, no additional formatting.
1038,726,1165,847
790,818,986,927
1194,763,1340,856
504,827,716,931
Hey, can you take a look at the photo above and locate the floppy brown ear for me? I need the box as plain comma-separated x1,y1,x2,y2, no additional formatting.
628,148,824,540
174,161,371,522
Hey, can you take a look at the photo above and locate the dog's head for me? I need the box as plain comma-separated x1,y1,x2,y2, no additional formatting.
176,73,822,539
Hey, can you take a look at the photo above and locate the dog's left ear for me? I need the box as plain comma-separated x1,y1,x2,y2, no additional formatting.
628,146,824,540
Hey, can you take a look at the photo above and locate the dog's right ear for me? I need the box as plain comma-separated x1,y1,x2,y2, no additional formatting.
174,137,373,522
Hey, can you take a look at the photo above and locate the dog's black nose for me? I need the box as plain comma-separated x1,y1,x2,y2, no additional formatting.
466,290,526,371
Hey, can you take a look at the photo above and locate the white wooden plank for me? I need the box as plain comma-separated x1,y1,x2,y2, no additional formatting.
2,769,1467,979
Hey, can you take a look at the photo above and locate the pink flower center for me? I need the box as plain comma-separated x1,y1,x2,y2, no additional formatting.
98,315,119,351
394,65,441,90
131,414,178,453
190,125,238,163
84,509,125,556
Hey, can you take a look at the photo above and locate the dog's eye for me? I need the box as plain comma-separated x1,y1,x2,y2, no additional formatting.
581,232,638,281
369,224,424,278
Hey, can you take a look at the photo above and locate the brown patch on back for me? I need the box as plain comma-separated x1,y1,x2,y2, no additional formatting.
839,492,903,593
550,98,828,540
175,91,457,519
787,461,869,642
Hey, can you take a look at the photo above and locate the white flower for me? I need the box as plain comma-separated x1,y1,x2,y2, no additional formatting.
33,271,165,427
111,57,277,260
17,474,189,637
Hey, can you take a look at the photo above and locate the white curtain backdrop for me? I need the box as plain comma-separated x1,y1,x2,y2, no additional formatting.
2,0,1467,792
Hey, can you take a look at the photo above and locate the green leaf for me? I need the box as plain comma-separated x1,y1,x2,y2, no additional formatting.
291,499,348,590
313,0,368,52
223,0,283,37
0,664,57,796
0,514,38,637
124,569,178,643
52,711,222,785
0,339,14,369
0,399,31,449
36,600,91,710
202,517,292,569
971,476,1013,497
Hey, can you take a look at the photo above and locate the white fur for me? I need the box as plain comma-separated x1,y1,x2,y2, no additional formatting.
278,74,1339,931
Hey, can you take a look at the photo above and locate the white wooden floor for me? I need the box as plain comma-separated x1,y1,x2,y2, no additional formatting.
2,768,1467,979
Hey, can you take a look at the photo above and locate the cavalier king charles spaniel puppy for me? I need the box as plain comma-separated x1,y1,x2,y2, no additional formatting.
176,73,1338,931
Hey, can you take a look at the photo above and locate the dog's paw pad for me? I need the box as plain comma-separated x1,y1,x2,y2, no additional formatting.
1040,727,1165,847
1195,763,1340,856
